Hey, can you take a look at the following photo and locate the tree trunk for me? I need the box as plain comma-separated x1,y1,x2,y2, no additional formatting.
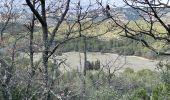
30,17,35,77
40,0,50,98
80,75,86,100
25,1,36,99
83,36,87,76
80,36,87,100
42,24,50,99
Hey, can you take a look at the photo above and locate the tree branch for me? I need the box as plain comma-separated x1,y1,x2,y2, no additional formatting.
25,0,45,25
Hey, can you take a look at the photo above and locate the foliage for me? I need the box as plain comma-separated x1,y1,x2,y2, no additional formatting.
86,60,100,70
0,66,168,100
152,84,168,100
132,88,149,100
136,69,154,77
123,67,134,74
60,36,165,59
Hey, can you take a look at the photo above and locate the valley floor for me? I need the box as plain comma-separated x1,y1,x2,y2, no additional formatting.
27,52,159,72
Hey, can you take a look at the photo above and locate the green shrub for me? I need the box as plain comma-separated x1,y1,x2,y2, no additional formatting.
133,88,149,100
94,60,100,70
86,60,100,70
123,67,134,74
94,88,118,100
137,69,154,77
152,84,168,100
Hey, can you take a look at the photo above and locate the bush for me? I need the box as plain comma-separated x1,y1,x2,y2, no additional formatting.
152,84,167,100
115,47,135,55
86,61,93,70
144,51,157,59
94,88,118,100
130,88,150,100
137,69,153,77
125,48,135,55
124,67,134,74
134,51,142,56
94,60,100,70
86,60,100,70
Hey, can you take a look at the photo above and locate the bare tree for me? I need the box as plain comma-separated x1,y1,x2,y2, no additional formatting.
0,0,23,99
0,0,14,42
22,0,38,99
99,0,170,56
24,0,71,99
75,0,113,99
102,55,126,87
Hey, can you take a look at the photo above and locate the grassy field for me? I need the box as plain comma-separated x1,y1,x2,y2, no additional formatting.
23,52,159,72
60,52,158,72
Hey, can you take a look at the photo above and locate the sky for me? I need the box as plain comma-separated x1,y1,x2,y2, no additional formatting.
15,0,170,7
79,0,168,6
12,0,170,10
79,0,170,7
79,0,124,7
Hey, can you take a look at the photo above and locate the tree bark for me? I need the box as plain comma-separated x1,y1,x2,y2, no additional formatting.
83,36,87,76
25,0,70,99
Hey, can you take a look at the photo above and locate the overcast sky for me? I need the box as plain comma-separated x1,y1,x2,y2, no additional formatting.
78,0,170,7
15,0,170,10
16,0,170,7
78,0,124,7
